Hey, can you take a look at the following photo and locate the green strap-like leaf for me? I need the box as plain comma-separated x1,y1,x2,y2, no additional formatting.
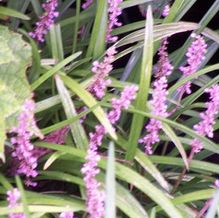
162,123,189,169
105,142,116,218
126,6,153,160
55,75,88,149
0,6,30,20
86,0,107,59
60,74,117,140
35,142,183,218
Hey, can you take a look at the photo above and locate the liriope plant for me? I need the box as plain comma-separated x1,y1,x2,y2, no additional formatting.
0,0,219,218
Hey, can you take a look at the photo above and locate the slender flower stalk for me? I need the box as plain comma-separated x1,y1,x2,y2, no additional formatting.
29,0,59,42
81,85,138,218
190,85,219,153
11,98,43,186
88,46,117,99
178,34,207,95
106,0,123,42
7,188,25,218
139,40,173,154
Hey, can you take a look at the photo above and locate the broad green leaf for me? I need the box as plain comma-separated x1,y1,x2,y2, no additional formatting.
0,6,30,20
55,75,88,149
126,6,153,160
0,117,5,162
105,142,116,218
0,25,32,130
60,74,117,140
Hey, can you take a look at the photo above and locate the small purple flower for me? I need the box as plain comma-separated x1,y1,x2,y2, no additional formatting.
139,40,173,154
162,5,170,17
59,212,75,218
7,188,25,218
215,180,219,188
11,98,43,186
155,39,173,78
178,34,207,95
29,0,59,42
88,46,117,99
81,85,138,218
191,85,219,153
107,0,123,42
82,0,93,9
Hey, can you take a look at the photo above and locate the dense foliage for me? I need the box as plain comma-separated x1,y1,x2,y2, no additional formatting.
0,0,219,217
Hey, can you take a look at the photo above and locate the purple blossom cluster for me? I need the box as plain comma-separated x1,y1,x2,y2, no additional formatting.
81,85,138,218
10,98,43,186
88,46,117,99
191,85,219,153
29,0,59,42
139,40,173,154
9,126,69,180
178,34,207,95
59,212,75,218
7,188,25,218
107,0,123,42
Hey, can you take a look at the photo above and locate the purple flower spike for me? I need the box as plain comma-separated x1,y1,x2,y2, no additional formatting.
88,46,117,99
7,188,25,218
178,34,207,95
29,0,59,42
107,0,123,42
191,85,219,153
11,98,43,186
59,212,75,218
139,77,169,154
82,85,138,218
139,40,173,154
